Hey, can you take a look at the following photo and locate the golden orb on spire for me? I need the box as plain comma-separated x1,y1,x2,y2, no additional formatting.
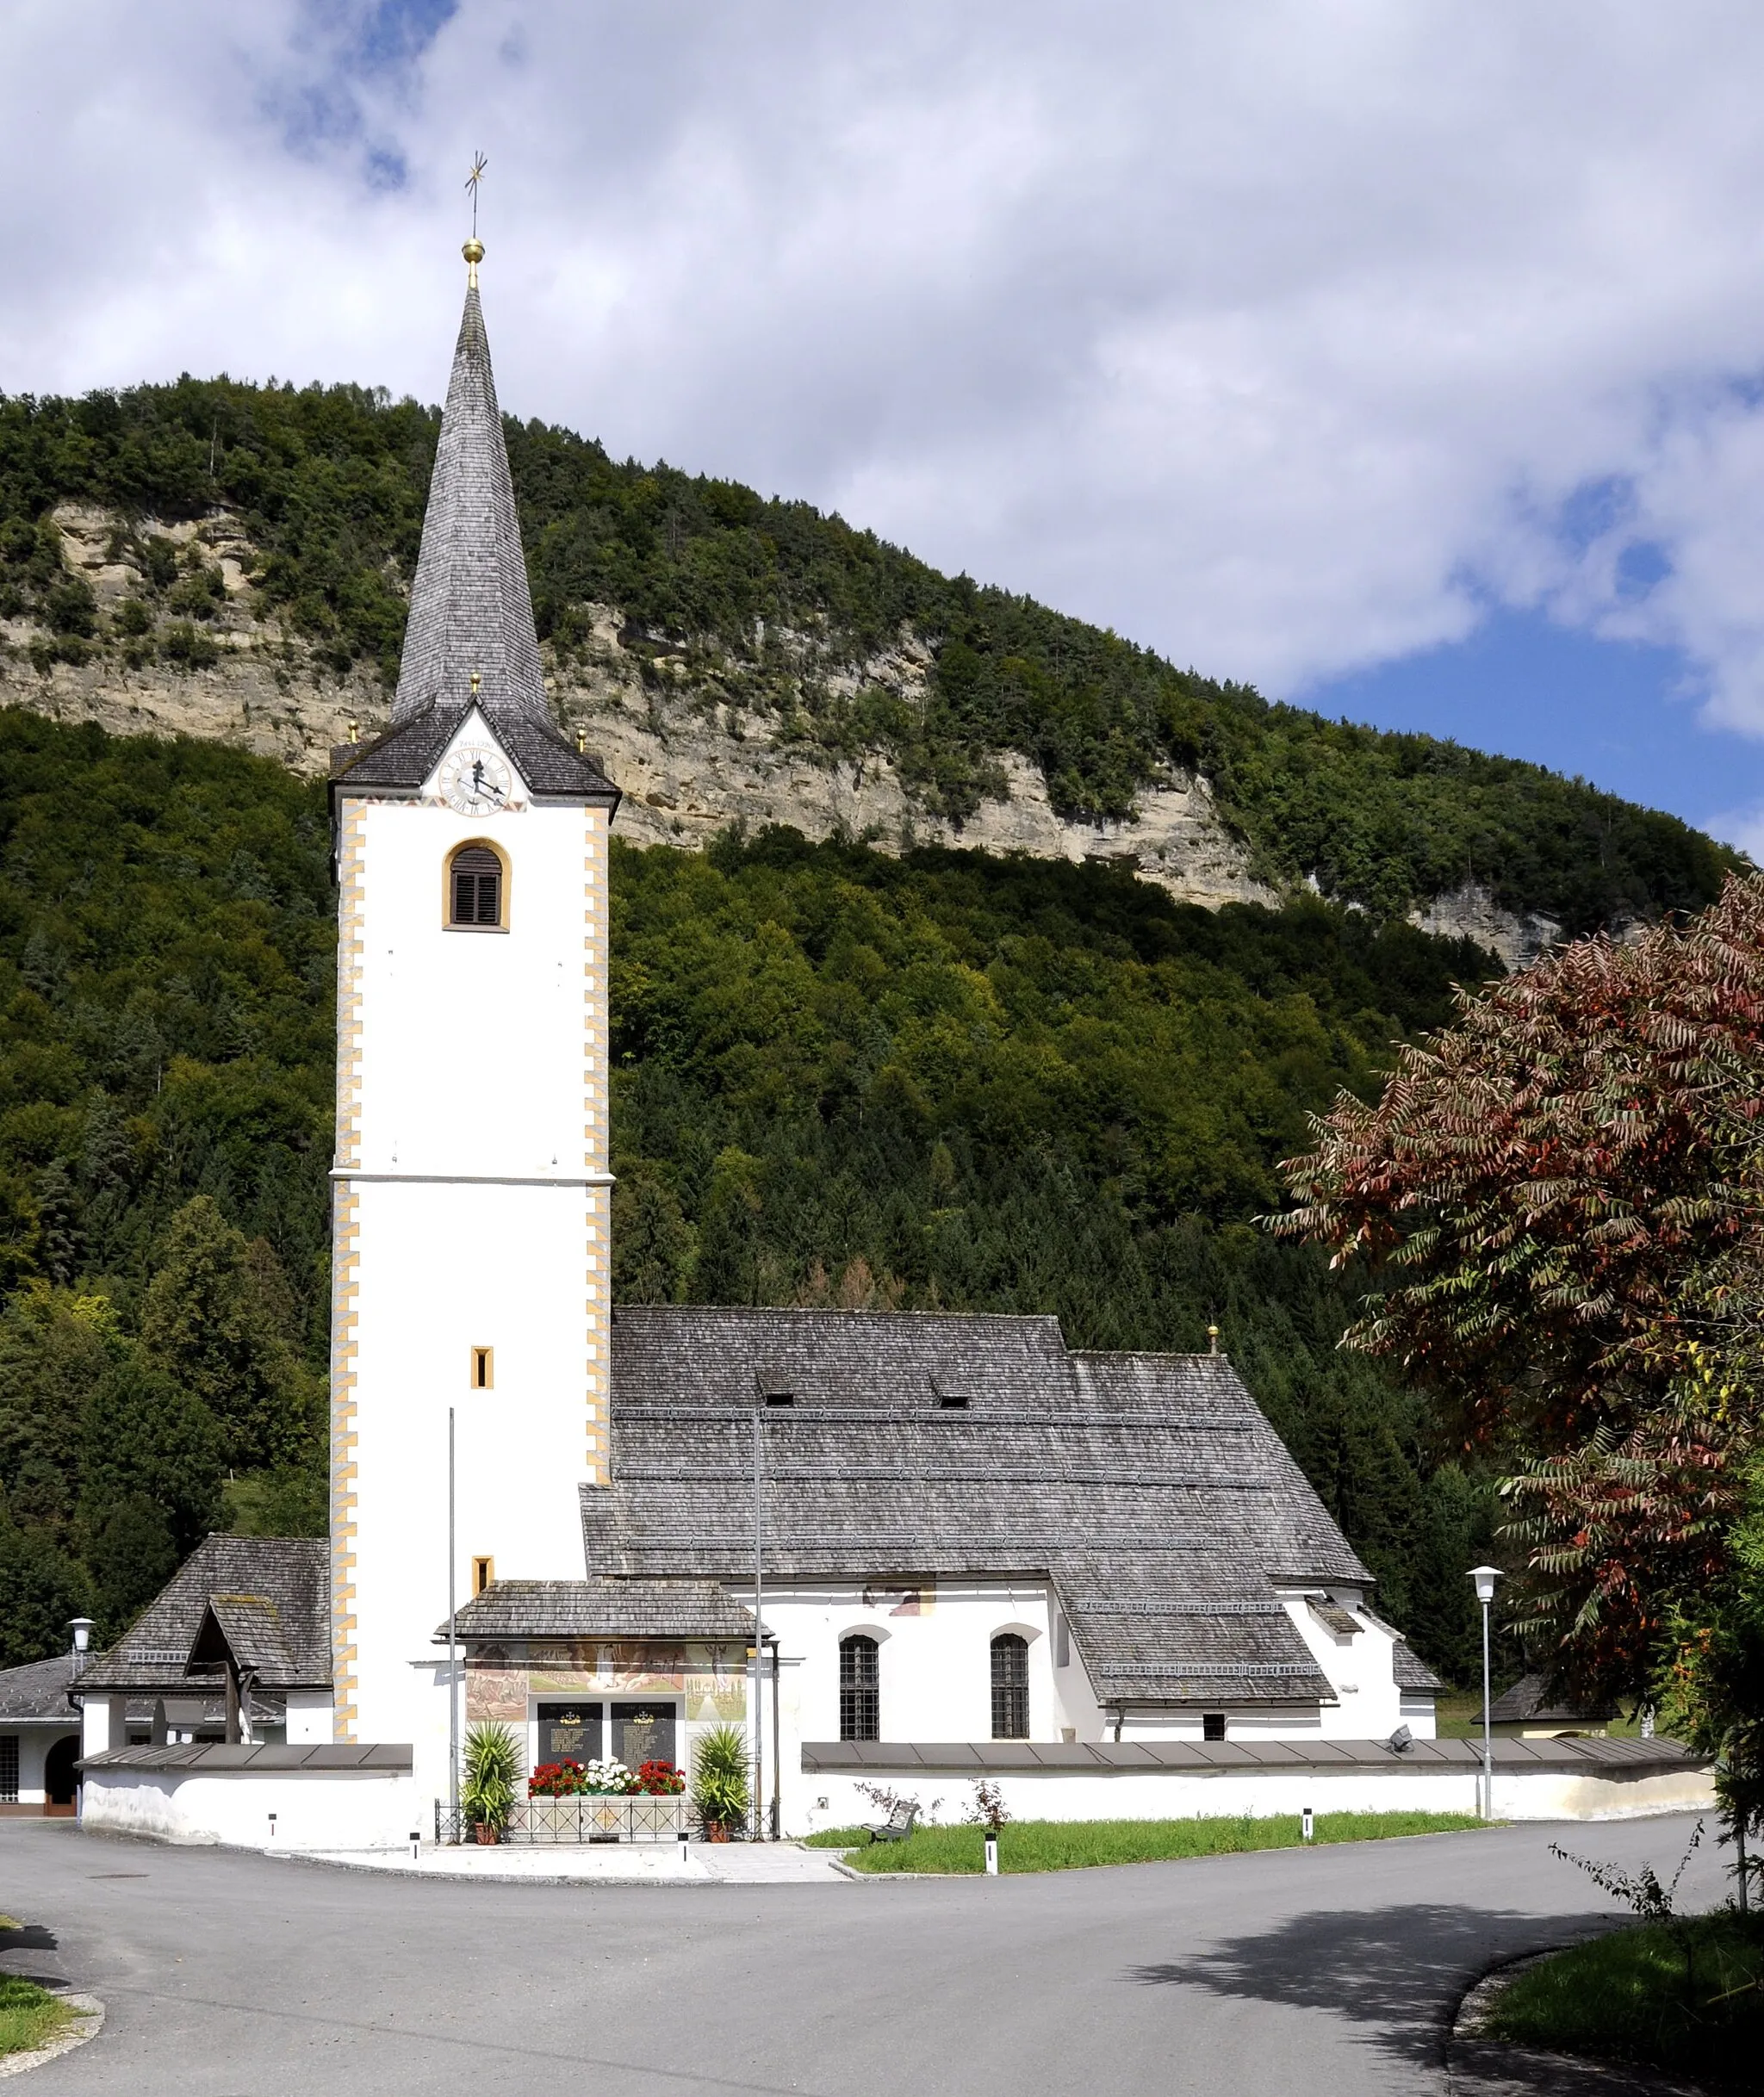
463,238,484,288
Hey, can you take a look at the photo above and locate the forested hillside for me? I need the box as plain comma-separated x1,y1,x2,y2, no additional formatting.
1,375,1738,930
0,711,1504,1681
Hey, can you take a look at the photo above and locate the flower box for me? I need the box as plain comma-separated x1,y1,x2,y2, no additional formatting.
502,1794,688,1845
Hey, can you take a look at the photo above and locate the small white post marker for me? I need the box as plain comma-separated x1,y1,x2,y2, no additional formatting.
267,1811,277,1845
410,1828,421,1862
1301,1806,1314,1845
984,1832,999,1876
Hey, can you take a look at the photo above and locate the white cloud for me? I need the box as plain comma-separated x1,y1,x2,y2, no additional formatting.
12,2,1764,732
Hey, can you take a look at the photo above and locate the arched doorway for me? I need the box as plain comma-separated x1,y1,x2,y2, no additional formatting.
44,1734,80,1815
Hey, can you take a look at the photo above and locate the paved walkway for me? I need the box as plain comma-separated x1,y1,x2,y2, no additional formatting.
0,1811,1724,2095
287,1839,850,1884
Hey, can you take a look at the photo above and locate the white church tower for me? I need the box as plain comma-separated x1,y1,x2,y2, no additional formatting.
327,234,618,1791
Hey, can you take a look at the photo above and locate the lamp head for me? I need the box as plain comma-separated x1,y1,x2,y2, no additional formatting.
69,1616,95,1653
1469,1564,1501,1605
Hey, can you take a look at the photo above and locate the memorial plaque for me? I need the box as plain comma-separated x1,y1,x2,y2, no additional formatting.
611,1701,676,1769
536,1702,602,1765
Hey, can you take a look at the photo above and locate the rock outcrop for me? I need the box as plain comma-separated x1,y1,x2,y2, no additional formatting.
4,503,1283,915
4,503,1551,963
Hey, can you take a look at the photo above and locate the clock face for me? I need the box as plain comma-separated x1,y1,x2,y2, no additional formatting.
438,744,512,816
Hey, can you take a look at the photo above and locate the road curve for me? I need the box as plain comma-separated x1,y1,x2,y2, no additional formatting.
0,1811,1723,2097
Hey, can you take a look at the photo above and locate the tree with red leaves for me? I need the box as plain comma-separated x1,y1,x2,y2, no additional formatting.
1276,874,1764,1705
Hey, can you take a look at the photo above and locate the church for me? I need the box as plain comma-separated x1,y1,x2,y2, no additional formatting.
69,228,1708,1850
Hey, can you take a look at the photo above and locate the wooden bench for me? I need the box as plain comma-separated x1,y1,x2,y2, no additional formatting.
867,1802,919,1845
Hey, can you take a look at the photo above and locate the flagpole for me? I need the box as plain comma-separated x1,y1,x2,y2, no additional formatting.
449,1405,458,1833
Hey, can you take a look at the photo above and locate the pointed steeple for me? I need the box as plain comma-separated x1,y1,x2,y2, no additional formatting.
393,246,547,728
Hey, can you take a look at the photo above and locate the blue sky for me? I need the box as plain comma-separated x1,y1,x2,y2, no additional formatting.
10,3,1764,854
1301,617,1760,846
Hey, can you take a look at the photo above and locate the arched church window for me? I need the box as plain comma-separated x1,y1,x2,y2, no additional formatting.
991,1633,1028,1739
448,843,504,929
839,1634,879,1741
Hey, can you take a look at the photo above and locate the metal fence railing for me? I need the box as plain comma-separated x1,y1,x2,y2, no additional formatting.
436,1795,691,1846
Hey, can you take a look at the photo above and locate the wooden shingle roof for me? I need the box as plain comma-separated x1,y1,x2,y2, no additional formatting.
442,1578,752,1643
585,1307,1377,1708
79,1536,331,1695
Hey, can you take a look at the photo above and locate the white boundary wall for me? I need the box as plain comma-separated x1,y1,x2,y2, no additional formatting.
80,1768,423,1850
796,1759,1713,1833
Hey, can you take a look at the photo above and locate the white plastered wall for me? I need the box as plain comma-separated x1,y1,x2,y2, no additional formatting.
796,1759,1714,1834
332,711,610,1806
764,1576,1432,1828
79,1769,422,1849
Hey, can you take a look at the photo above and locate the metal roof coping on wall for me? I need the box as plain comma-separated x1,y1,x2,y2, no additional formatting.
798,1738,1711,1777
78,1742,414,1774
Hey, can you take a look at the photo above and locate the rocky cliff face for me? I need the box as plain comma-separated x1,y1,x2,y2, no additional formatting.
4,504,1551,964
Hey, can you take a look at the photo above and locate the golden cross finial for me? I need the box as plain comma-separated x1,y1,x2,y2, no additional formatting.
463,152,488,286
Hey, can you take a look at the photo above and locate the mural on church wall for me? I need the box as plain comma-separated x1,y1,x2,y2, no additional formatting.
464,1641,748,1726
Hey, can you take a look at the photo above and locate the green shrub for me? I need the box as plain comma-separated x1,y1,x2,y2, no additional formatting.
166,567,224,620
139,536,179,592
161,620,219,670
42,580,95,637
113,597,152,637
691,1722,751,1832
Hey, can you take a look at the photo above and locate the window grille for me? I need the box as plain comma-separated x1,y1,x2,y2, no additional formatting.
450,845,502,928
991,1634,1029,1739
1202,1712,1227,1741
839,1635,879,1741
0,1735,17,1803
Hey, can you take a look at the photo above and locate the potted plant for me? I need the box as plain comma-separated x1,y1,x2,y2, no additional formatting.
462,1721,520,1843
691,1723,751,1842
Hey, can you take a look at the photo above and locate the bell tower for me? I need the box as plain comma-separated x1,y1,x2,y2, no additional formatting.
327,234,618,1790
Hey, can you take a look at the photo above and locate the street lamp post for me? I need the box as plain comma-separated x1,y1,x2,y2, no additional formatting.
1468,1566,1501,1820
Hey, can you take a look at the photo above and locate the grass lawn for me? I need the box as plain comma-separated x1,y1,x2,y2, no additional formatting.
1482,1913,1763,2089
803,1809,1484,1873
0,1974,76,2059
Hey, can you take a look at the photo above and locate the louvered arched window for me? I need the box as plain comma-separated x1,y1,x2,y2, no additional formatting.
991,1633,1029,1739
449,843,504,929
839,1634,879,1741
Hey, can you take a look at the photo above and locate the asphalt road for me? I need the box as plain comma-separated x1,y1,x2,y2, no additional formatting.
0,1812,1725,2097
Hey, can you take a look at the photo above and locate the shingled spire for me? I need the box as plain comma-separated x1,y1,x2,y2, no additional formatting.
331,242,616,808
392,262,547,728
